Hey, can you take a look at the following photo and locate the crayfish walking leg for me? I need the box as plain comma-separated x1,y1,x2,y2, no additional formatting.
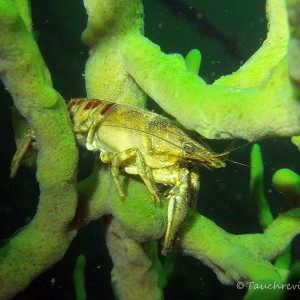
101,148,161,203
10,128,35,178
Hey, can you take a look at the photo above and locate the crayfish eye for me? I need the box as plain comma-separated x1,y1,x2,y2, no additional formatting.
183,143,194,153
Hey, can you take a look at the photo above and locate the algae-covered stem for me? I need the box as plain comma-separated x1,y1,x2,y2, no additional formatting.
119,0,300,141
0,0,78,298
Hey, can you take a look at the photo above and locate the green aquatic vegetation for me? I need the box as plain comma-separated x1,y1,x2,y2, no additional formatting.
0,0,300,299
73,254,87,300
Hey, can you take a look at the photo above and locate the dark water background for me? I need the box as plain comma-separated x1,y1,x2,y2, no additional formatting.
0,0,299,299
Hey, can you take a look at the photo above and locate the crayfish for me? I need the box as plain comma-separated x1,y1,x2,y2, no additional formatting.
11,98,228,254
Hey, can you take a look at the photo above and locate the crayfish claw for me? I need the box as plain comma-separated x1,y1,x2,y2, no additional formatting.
162,174,189,255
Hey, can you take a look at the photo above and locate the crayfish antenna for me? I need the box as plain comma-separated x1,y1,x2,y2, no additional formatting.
213,139,250,168
225,158,249,168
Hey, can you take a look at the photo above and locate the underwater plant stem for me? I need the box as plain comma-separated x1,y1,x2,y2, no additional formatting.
185,49,201,75
120,0,300,141
105,218,163,300
159,252,177,289
250,145,293,269
82,0,147,108
73,254,87,300
179,208,300,285
0,1,78,298
121,32,300,142
250,144,274,228
286,0,300,95
14,0,32,33
273,168,300,208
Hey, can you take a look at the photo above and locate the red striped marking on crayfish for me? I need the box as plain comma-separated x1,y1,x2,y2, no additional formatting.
92,100,102,109
77,99,84,105
67,101,76,110
83,101,93,110
100,103,116,115
67,99,85,110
